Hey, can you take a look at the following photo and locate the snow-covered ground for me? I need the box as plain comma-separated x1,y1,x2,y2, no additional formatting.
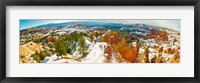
43,54,80,63
42,36,109,63
41,28,180,64
81,42,108,63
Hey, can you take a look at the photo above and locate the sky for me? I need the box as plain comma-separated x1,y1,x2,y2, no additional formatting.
20,19,180,31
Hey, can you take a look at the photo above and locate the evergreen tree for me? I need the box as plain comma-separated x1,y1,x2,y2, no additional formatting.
79,38,89,56
39,51,46,61
95,31,99,38
55,39,66,59
36,55,41,63
89,34,94,42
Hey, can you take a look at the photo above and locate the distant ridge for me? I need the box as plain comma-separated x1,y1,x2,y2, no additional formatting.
20,21,179,32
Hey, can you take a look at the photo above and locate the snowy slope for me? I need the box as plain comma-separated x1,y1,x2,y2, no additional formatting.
81,42,108,63
43,36,109,63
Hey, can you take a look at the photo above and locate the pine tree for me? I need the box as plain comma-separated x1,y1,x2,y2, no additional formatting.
39,51,46,61
79,38,89,57
55,39,66,59
90,34,94,42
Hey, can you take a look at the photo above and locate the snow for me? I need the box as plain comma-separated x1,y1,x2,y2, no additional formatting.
42,54,58,63
59,28,88,33
41,27,180,64
43,36,109,63
43,54,80,63
81,42,108,63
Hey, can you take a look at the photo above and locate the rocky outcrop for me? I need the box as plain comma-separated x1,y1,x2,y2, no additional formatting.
20,42,44,62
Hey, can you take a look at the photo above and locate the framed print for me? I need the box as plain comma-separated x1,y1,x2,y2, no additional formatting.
0,0,200,83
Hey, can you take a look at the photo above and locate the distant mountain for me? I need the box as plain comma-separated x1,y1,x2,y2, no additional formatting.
32,21,110,28
32,21,151,30
20,21,180,33
21,21,174,34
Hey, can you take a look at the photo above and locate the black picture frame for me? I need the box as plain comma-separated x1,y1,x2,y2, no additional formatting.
0,0,200,83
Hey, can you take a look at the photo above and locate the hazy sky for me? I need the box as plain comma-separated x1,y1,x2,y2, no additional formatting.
20,20,180,31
